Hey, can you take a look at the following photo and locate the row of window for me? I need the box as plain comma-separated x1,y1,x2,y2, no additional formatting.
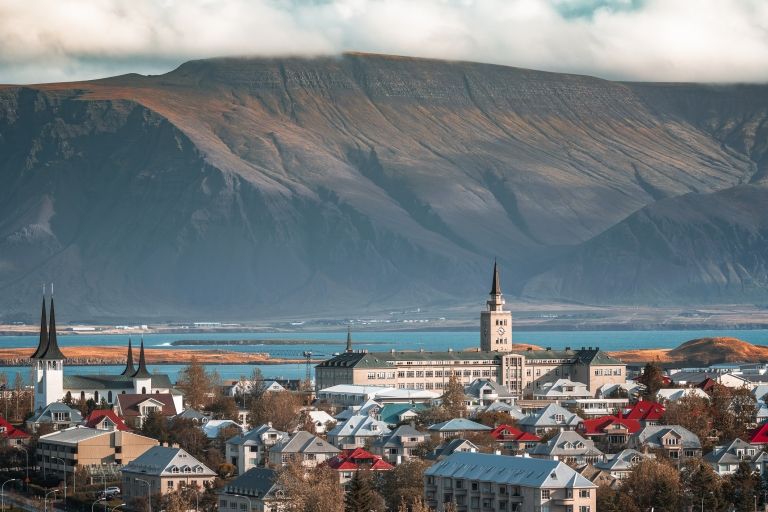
367,369,495,380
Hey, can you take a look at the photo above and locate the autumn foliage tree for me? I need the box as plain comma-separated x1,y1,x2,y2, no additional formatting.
620,458,680,512
661,395,712,449
249,391,302,431
377,459,432,511
277,459,344,512
177,357,219,408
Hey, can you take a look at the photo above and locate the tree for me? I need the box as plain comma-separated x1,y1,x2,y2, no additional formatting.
710,384,757,442
638,362,663,398
474,410,515,428
277,459,344,512
620,458,680,512
440,374,466,418
177,357,215,409
679,457,727,512
726,461,761,512
345,470,386,512
140,410,170,443
597,484,640,512
205,395,240,421
167,418,210,461
249,391,302,431
378,459,432,511
661,395,712,449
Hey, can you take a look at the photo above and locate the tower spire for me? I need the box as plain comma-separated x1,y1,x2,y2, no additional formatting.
490,259,501,296
132,338,151,379
39,296,65,360
31,291,48,359
121,338,136,376
345,325,353,353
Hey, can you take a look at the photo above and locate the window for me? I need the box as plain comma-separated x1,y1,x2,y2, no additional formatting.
367,373,375,380
579,507,590,512
471,482,478,491
541,489,551,500
579,489,590,498
168,480,174,489
455,479,463,489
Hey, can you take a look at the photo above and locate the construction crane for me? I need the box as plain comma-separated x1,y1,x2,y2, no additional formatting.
302,351,313,383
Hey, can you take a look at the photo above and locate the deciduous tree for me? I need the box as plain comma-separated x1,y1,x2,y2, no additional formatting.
638,362,663,398
277,459,344,512
378,459,432,511
440,374,466,418
620,458,680,512
249,391,302,431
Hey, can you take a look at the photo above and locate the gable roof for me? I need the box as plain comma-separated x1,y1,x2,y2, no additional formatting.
529,431,603,457
705,439,763,464
632,425,701,449
116,393,178,417
202,420,243,439
28,403,83,424
328,414,391,438
623,400,665,422
750,422,768,444
518,403,582,427
271,431,340,455
228,424,288,446
490,424,541,443
63,373,172,390
0,417,30,440
326,447,394,471
221,467,279,499
579,415,642,436
84,410,130,431
426,452,597,488
122,446,216,477
480,402,526,419
595,449,650,471
373,425,428,449
428,418,491,432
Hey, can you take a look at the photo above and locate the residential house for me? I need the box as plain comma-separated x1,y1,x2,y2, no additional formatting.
115,393,178,429
371,425,428,464
528,431,604,465
174,408,211,424
560,398,629,418
489,424,540,453
377,403,427,427
532,379,592,400
306,410,336,434
656,388,709,402
595,449,652,481
334,399,382,421
268,431,340,468
578,414,642,448
326,447,394,485
427,419,491,440
327,414,390,449
0,417,31,447
121,446,216,501
83,410,130,432
203,419,243,439
465,379,516,407
424,452,597,512
576,464,618,489
426,439,479,461
26,403,82,432
219,467,284,512
475,401,525,420
38,427,158,479
518,404,583,436
226,424,288,474
750,421,768,447
622,400,665,426
629,425,702,461
705,439,768,476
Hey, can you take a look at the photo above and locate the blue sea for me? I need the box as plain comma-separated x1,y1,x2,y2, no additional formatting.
3,329,768,384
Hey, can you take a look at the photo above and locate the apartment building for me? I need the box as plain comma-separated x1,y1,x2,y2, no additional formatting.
424,452,597,512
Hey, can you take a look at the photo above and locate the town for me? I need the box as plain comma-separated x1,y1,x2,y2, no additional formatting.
0,265,764,512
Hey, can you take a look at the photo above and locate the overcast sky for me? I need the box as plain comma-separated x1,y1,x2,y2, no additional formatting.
1,0,767,84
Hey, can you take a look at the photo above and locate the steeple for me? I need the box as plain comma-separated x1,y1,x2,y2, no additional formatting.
132,339,151,379
490,259,501,296
39,297,65,360
31,295,48,359
345,326,353,353
121,338,135,376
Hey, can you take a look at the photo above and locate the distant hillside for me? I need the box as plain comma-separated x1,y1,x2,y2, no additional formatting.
1,53,768,320
611,337,768,366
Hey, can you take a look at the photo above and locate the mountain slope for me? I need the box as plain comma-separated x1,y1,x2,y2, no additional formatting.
0,54,767,320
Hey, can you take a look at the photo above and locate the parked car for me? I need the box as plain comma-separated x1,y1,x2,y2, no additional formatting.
98,486,121,500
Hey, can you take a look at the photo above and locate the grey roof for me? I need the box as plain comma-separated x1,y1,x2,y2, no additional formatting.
328,414,391,439
428,418,491,432
632,425,702,450
705,439,764,465
427,439,480,461
222,467,279,499
28,403,83,424
39,426,109,445
425,452,597,489
529,431,603,458
595,449,649,472
373,425,427,449
271,431,340,455
63,373,172,390
668,371,717,384
228,424,288,446
481,402,525,419
518,404,582,428
122,446,216,477
465,379,515,400
176,409,210,422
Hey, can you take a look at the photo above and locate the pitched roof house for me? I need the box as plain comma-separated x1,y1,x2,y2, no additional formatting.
594,449,653,480
628,425,702,461
115,393,179,429
26,403,82,433
528,431,604,465
226,424,288,474
219,467,284,512
518,403,583,435
489,424,541,453
705,439,768,476
577,413,642,447
326,447,394,484
121,446,216,500
268,431,340,468
427,418,491,439
532,379,592,400
0,416,31,446
327,414,390,449
622,400,665,426
84,410,130,432
371,424,428,463
426,439,480,461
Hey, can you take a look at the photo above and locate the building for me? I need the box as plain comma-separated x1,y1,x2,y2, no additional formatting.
532,379,591,400
427,419,492,440
426,439,480,461
30,295,173,410
424,452,597,512
518,404,583,436
0,417,31,447
560,398,629,418
202,419,243,439
628,425,702,461
577,414,642,448
371,425,429,463
594,449,652,481
576,464,618,490
121,446,216,501
622,400,665,426
489,425,540,453
115,393,179,429
38,427,158,479
465,379,516,407
528,431,604,465
306,410,336,433
83,410,131,432
315,265,626,399
327,414,390,449
26,403,83,432
705,439,768,476
219,467,284,512
268,431,340,468
226,424,288,474
326,447,394,485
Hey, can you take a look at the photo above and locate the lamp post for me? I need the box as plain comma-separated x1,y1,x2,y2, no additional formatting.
44,489,59,512
51,456,67,509
135,478,152,512
232,493,253,512
1,478,18,511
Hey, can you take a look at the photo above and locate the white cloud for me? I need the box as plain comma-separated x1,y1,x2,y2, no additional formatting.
0,0,766,84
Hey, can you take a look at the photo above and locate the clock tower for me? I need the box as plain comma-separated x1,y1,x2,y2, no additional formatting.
480,261,513,352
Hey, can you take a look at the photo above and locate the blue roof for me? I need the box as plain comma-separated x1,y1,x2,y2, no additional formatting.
428,418,491,432
378,403,427,425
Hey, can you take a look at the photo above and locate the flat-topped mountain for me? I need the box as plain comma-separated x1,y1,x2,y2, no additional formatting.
1,53,767,320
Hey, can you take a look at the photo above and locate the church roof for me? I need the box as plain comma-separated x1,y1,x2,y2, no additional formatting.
31,297,47,359
36,297,66,360
121,338,136,376
131,340,152,379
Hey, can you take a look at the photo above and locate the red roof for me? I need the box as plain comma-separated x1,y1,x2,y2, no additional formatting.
579,415,642,436
0,417,30,440
84,410,130,431
750,422,768,444
326,448,394,471
490,424,541,443
624,400,665,422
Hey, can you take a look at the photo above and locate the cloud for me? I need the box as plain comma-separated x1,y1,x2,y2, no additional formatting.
0,0,767,84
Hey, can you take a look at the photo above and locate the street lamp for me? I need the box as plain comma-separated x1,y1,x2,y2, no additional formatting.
44,489,59,512
135,478,152,512
51,456,67,509
232,493,253,512
1,478,18,511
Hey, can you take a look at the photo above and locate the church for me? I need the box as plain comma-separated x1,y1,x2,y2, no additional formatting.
31,295,173,411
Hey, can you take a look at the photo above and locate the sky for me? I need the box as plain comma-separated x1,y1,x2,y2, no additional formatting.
1,0,767,84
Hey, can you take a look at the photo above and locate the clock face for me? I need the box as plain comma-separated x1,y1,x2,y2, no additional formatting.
497,326,505,335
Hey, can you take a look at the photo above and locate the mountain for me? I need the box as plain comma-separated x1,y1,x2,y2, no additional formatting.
0,53,767,320
611,337,768,366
